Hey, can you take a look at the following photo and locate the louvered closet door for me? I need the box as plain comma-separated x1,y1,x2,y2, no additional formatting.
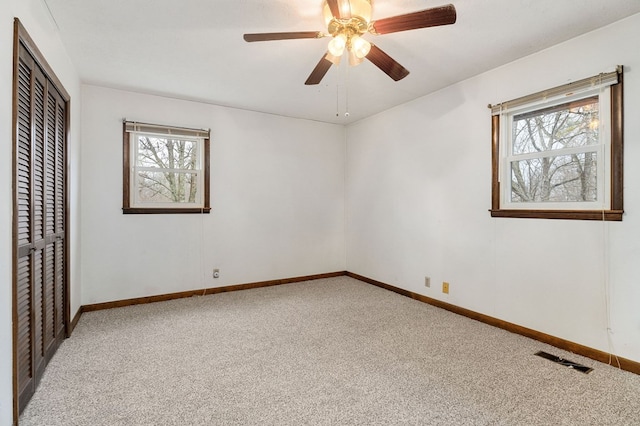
16,45,33,408
15,37,68,414
44,69,67,357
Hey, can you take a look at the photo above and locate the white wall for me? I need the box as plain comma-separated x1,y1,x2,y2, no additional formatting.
2,6,638,424
346,13,640,363
0,0,83,424
80,86,346,304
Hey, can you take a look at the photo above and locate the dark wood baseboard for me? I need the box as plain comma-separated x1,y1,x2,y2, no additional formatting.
347,272,640,376
70,269,640,376
81,271,348,313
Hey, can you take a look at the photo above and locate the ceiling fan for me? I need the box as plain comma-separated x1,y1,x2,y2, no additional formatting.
243,0,457,85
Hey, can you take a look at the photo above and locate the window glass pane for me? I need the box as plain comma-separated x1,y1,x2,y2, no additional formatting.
137,171,199,203
512,97,599,155
510,153,597,203
136,136,198,170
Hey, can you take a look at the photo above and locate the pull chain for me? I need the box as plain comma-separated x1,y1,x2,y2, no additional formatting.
345,61,350,118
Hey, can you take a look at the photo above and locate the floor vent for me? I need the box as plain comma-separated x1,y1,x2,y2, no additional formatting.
535,351,593,374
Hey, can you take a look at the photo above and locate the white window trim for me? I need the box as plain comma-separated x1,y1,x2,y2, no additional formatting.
499,87,611,211
129,130,205,209
122,120,211,214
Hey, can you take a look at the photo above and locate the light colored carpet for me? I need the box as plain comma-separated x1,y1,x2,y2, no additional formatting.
20,276,640,425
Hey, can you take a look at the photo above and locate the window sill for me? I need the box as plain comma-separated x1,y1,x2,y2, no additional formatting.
490,209,623,221
123,207,211,215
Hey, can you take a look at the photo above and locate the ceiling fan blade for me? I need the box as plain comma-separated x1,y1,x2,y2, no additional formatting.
243,31,323,42
366,44,410,81
326,0,341,18
326,0,351,19
370,4,457,35
305,53,334,85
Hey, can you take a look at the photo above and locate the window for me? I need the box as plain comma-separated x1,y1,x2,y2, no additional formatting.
123,121,211,214
490,67,623,220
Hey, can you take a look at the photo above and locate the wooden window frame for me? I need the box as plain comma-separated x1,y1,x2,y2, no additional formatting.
122,122,211,214
490,71,623,221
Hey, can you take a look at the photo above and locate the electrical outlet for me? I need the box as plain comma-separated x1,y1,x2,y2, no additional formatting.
425,277,431,288
442,281,449,294
213,269,220,279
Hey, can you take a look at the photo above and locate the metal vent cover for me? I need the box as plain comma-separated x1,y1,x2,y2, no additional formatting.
535,351,593,374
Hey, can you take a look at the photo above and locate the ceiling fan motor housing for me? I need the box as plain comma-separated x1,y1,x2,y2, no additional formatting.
324,0,373,58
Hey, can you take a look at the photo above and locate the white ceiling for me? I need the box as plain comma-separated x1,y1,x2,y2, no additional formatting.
44,0,640,124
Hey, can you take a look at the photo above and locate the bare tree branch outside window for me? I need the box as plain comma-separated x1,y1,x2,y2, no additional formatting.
135,136,199,204
510,97,599,203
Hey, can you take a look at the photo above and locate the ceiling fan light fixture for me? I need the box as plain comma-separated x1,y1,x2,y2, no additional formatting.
326,52,342,66
351,35,371,58
328,33,347,56
348,49,365,66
